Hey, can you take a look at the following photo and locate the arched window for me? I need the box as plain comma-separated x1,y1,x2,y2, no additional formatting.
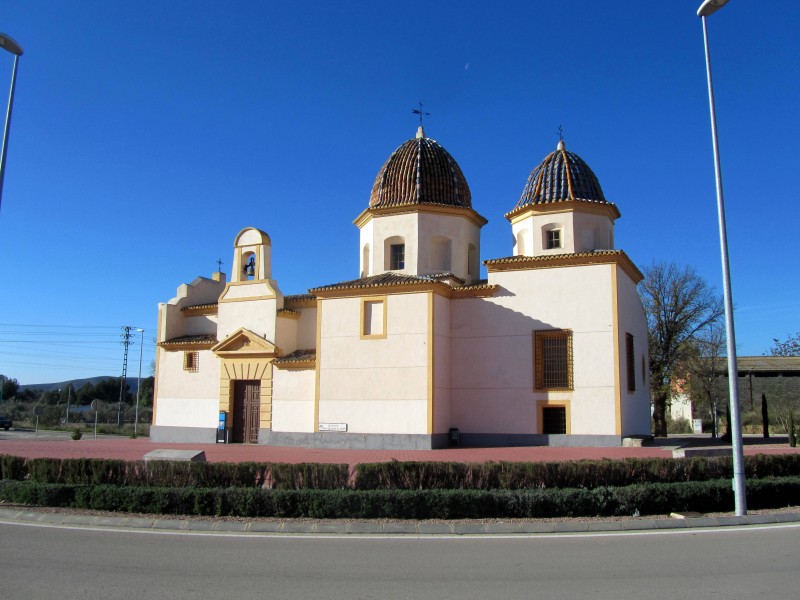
361,244,370,278
515,230,527,256
542,223,563,250
468,243,478,277
384,236,405,271
430,236,452,272
241,251,256,281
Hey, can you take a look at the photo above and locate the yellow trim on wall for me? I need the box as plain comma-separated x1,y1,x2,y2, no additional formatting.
218,357,274,434
485,250,643,283
537,400,572,434
314,299,322,432
360,295,388,339
611,264,622,436
427,292,434,434
353,203,488,229
505,199,621,223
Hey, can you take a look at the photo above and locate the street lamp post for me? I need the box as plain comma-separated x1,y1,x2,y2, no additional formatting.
135,328,144,436
697,0,746,515
0,33,23,214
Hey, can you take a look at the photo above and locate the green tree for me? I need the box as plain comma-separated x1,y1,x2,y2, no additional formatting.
1,375,20,401
640,262,724,437
137,376,155,407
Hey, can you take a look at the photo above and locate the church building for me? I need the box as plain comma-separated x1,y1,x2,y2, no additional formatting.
151,126,652,448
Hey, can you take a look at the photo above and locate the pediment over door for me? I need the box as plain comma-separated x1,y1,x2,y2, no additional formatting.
211,328,279,358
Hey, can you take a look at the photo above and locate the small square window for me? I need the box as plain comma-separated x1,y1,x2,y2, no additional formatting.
542,406,567,434
390,244,405,270
361,298,386,338
183,351,199,372
546,229,561,249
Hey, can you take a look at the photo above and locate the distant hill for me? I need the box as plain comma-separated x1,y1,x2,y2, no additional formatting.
20,376,143,394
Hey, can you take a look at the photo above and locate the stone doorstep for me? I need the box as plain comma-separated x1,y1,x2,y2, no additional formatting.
672,447,732,459
143,449,207,462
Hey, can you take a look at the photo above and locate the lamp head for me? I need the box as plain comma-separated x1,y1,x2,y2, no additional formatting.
698,0,729,17
0,33,23,56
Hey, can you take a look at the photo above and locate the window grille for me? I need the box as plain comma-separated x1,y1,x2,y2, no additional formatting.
183,351,199,372
534,330,573,390
626,333,636,392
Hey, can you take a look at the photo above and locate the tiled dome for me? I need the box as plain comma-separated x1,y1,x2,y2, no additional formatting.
514,140,607,209
369,127,472,209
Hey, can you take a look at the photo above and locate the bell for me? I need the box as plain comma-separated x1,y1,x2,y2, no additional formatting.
244,256,256,278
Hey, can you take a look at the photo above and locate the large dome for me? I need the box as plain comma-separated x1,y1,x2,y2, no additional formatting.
514,140,607,210
369,127,472,209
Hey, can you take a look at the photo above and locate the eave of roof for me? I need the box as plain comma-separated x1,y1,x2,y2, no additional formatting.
484,250,643,283
158,334,218,350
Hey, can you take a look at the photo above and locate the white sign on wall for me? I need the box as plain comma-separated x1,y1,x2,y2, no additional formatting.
319,423,348,432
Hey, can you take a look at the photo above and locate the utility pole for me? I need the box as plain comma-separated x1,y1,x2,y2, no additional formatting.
118,326,134,427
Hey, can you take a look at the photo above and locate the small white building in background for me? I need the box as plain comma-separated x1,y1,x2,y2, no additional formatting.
151,127,652,448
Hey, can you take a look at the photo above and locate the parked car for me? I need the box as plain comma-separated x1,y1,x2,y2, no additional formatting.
0,415,12,430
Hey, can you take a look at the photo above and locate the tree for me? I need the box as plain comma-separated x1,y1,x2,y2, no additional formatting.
640,262,724,437
1,375,20,401
683,325,726,438
769,332,800,357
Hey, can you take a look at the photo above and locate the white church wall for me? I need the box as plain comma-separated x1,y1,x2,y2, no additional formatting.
317,293,429,434
295,307,317,350
275,314,298,354
450,264,618,435
615,266,653,436
433,293,452,433
217,296,278,343
272,368,315,432
371,213,419,275
154,349,219,428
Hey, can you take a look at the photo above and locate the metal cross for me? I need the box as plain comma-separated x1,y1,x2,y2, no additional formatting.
217,258,223,271
412,101,430,125
557,125,564,142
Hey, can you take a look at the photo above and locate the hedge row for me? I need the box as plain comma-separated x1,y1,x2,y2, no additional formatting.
0,456,350,489
4,454,800,490
2,477,799,519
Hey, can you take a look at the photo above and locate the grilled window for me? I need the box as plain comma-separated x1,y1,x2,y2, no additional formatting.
534,330,573,390
183,351,199,372
626,333,636,392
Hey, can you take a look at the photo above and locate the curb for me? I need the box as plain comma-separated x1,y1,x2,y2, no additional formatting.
3,507,799,536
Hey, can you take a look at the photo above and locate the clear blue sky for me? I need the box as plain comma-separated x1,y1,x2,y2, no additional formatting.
1,1,798,386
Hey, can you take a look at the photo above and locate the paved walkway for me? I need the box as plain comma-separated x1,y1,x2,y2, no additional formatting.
0,432,797,465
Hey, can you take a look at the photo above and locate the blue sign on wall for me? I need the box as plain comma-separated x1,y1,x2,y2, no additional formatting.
218,412,227,430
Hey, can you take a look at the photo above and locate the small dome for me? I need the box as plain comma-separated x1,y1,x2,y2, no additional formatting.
369,127,472,209
514,140,607,209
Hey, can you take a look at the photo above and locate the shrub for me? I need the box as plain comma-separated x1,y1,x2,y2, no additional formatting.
71,428,83,440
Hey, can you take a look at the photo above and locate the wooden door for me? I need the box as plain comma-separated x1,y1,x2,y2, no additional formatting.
232,380,260,443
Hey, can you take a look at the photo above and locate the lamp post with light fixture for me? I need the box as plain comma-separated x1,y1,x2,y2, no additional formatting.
0,33,23,214
697,0,746,515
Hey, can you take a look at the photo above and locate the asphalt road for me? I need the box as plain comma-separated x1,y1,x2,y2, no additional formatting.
3,522,799,599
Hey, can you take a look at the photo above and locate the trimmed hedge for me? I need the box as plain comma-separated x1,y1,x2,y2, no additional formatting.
353,455,800,490
4,454,800,491
2,477,800,519
10,458,350,489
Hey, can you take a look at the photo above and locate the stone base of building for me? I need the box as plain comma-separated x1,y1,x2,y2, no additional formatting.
148,426,629,449
259,430,450,450
149,425,218,444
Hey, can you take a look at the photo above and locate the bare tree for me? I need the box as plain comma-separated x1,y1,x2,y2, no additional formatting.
640,262,724,437
683,324,726,438
769,332,800,357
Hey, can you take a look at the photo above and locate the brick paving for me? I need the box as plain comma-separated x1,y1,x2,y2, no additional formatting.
1,433,797,466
